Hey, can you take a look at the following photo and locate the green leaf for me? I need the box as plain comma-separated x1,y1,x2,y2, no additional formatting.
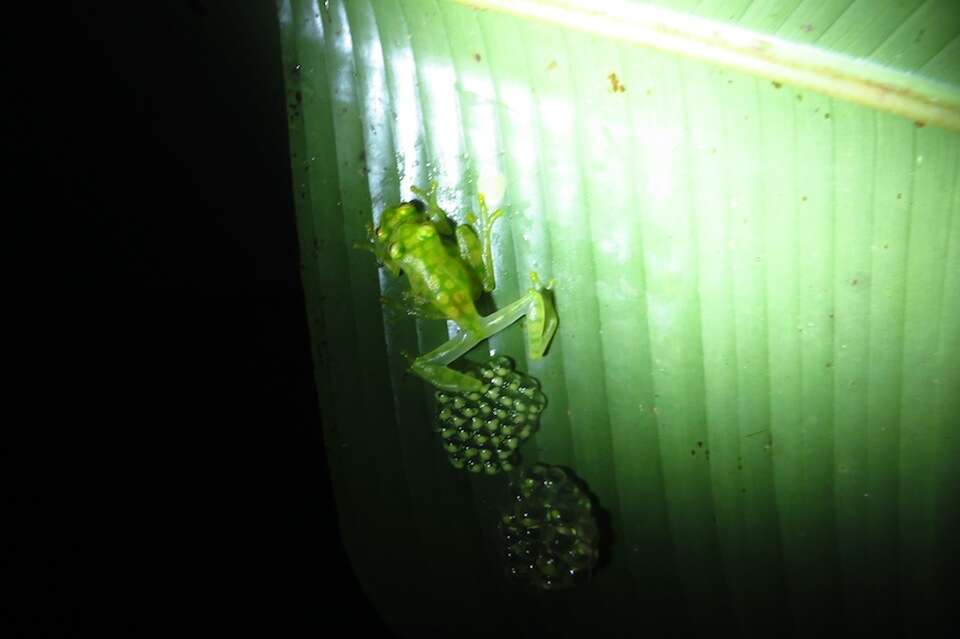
279,0,959,634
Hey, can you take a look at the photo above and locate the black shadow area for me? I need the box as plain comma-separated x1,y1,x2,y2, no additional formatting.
11,1,391,636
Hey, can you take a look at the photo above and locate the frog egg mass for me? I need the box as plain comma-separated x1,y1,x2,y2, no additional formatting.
500,464,600,590
434,357,546,474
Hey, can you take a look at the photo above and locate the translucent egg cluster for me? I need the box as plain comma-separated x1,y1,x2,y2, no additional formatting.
500,464,599,590
434,357,546,475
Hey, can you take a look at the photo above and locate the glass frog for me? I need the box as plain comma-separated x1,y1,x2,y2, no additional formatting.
360,183,557,393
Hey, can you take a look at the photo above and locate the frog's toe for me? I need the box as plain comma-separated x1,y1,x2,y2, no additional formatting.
528,271,556,291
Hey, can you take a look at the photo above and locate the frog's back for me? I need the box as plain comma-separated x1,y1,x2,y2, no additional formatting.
398,223,483,329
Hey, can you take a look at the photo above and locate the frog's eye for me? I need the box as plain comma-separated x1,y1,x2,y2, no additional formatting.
388,242,403,260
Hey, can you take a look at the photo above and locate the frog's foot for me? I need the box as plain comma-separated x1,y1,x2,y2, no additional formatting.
353,222,384,263
523,272,558,359
410,182,443,218
398,290,449,320
464,273,558,361
378,293,427,324
410,182,456,237
410,182,440,209
466,192,504,238
411,358,487,393
465,193,504,292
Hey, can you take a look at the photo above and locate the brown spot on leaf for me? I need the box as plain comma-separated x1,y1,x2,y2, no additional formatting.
473,52,481,62
772,81,782,89
608,72,626,93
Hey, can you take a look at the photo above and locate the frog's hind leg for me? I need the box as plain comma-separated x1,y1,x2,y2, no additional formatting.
467,273,558,360
408,273,558,392
410,330,488,393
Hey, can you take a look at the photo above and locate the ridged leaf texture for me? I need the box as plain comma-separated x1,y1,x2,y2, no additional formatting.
279,1,959,634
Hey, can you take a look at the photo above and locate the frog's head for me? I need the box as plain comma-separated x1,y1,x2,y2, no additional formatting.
377,201,423,238
363,201,425,275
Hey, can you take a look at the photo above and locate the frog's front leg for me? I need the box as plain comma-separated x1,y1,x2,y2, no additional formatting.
409,273,557,392
412,182,503,293
458,193,502,293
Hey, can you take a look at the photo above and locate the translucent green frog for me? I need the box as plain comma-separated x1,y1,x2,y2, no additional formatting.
360,183,557,392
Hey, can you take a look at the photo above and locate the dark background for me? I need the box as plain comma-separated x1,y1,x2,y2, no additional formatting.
18,2,950,637
12,1,390,635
